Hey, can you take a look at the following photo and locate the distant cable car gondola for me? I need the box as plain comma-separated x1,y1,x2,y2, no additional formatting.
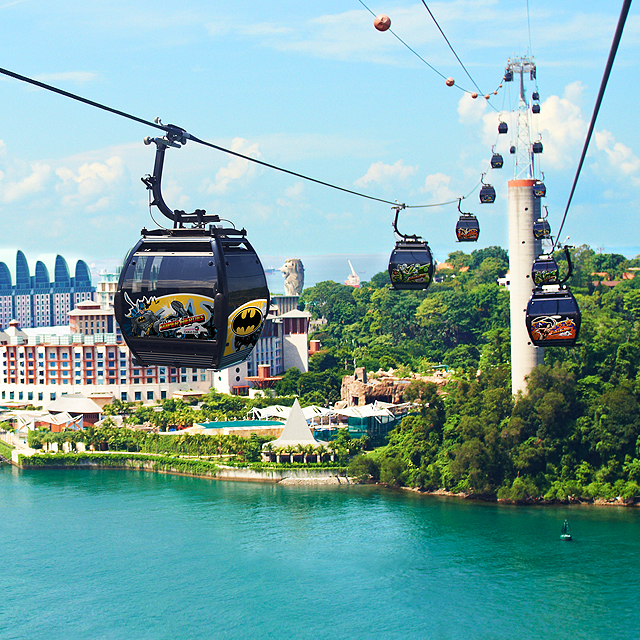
510,145,516,154
533,140,543,154
498,121,508,134
479,175,496,204
491,147,504,169
532,103,541,114
388,205,434,290
504,69,513,82
532,177,546,198
532,91,540,101
114,121,269,370
526,246,581,347
455,199,480,242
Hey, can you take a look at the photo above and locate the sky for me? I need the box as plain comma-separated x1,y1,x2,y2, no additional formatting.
0,0,639,284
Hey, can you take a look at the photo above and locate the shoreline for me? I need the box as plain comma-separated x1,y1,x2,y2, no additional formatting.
9,454,639,506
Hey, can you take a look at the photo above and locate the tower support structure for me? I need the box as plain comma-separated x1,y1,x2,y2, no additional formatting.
508,179,543,394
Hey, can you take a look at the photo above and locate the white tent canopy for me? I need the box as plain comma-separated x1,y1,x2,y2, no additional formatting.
262,399,327,449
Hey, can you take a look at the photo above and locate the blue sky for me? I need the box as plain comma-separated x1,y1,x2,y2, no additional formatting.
0,0,639,281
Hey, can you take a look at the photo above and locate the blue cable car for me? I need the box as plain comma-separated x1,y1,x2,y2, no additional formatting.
498,121,508,134
533,141,543,154
479,175,496,204
532,103,541,114
455,199,480,242
491,152,504,169
532,180,546,198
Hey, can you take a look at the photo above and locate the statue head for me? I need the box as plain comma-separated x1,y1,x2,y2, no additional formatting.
279,258,304,296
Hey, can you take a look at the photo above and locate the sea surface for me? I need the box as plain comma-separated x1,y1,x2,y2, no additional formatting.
1,466,638,640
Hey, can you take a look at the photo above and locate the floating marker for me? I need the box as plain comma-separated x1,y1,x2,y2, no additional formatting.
374,15,391,31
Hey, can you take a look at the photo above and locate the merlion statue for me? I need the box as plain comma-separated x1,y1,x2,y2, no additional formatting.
279,258,304,296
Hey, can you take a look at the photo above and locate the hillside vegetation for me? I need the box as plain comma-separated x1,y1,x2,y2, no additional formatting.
300,245,640,502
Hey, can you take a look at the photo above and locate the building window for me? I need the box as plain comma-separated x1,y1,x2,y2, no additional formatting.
38,393,43,401
161,391,167,400
75,353,81,359
135,392,141,401
147,391,154,401
146,378,153,384
10,392,14,400
27,392,33,401
159,377,166,383
201,375,206,381
181,376,187,382
171,376,177,383
192,376,198,382
120,379,126,385
50,393,56,401
18,392,23,400
62,353,68,359
133,378,140,384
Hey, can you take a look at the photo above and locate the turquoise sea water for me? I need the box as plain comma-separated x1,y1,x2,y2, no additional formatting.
1,467,639,640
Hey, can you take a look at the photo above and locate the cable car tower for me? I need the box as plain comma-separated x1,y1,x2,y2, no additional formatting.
504,56,545,394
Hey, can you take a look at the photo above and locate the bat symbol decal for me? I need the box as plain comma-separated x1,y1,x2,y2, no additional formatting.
231,307,263,336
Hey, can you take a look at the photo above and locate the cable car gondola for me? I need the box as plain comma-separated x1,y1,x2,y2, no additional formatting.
532,140,543,154
455,199,480,242
479,175,496,204
114,122,269,370
532,103,541,114
532,91,540,101
532,179,546,198
491,148,504,169
526,247,581,347
504,69,513,82
510,145,516,154
498,121,508,134
533,219,551,240
388,205,434,290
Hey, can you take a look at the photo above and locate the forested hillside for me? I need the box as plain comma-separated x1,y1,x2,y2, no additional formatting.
299,245,640,502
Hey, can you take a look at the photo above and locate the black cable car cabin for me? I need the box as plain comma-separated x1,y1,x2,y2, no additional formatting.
532,141,543,154
115,229,269,370
532,103,541,114
479,182,496,204
456,215,480,242
498,121,508,134
114,122,269,370
532,91,540,101
526,289,581,347
533,219,551,239
388,206,434,290
510,145,516,154
504,69,513,82
491,153,504,169
388,240,434,290
526,247,581,347
532,181,546,197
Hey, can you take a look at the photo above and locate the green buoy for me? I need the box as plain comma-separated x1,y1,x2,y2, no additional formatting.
560,519,572,541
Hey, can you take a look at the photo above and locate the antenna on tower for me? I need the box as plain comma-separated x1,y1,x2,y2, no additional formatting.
505,56,539,180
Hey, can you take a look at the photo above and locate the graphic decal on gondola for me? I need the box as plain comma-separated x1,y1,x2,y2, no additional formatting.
390,263,432,284
457,227,479,241
224,298,268,355
123,292,217,340
530,316,577,342
532,269,559,286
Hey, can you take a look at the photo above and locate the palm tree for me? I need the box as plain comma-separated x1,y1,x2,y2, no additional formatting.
285,444,296,463
315,444,327,464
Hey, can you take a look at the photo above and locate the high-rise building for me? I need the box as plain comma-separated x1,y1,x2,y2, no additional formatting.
0,251,95,330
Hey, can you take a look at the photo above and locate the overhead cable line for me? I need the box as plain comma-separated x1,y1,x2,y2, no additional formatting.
552,0,633,250
420,1,484,97
356,0,472,94
0,65,479,213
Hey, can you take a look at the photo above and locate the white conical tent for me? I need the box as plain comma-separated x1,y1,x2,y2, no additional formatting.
263,399,326,449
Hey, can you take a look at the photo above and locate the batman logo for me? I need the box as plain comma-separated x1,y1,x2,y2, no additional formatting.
231,307,263,336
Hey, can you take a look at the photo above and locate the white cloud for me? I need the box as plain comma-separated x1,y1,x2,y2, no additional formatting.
419,172,457,202
202,138,262,195
458,93,487,124
595,129,640,186
0,162,51,203
34,71,97,83
0,140,6,157
55,156,125,208
284,182,304,198
355,160,418,187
